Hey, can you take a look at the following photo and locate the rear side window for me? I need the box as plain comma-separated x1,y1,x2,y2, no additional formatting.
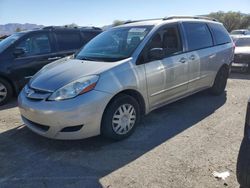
208,23,231,45
183,22,213,51
55,31,82,51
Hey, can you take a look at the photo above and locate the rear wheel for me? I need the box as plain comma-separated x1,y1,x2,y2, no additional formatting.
209,66,229,96
0,78,13,106
101,94,140,140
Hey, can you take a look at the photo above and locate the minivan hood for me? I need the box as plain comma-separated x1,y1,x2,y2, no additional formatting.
30,58,128,91
235,47,250,54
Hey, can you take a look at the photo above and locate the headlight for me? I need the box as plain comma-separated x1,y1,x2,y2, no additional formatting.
48,75,99,101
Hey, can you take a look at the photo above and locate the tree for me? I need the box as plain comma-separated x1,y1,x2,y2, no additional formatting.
15,27,21,32
64,23,78,28
208,11,250,32
113,20,125,26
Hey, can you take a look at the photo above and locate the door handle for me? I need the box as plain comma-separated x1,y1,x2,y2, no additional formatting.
48,57,61,61
189,55,196,61
179,57,187,63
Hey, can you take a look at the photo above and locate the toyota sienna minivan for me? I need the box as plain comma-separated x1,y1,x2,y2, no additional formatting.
18,16,234,140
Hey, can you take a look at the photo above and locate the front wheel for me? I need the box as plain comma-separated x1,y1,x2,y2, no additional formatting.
0,78,13,106
101,94,140,140
209,66,229,96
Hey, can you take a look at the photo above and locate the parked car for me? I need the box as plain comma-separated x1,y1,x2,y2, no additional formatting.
0,26,102,105
232,36,250,72
18,16,234,140
237,98,250,188
231,29,250,37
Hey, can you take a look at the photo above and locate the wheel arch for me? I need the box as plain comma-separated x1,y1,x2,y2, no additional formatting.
0,74,17,96
104,89,146,116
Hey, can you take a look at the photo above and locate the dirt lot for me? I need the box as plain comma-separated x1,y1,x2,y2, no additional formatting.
0,73,249,188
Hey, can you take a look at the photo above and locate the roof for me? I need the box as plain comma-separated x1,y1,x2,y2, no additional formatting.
115,16,220,28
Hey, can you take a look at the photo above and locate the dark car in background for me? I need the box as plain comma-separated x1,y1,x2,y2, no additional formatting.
0,26,102,105
237,98,250,188
232,36,250,73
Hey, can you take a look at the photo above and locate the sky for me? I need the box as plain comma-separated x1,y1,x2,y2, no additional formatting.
0,0,250,27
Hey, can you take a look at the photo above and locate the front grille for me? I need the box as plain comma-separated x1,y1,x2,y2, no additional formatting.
22,116,50,132
24,85,52,100
234,54,250,64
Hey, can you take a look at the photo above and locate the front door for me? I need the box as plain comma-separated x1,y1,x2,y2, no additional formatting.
143,24,189,109
11,32,57,88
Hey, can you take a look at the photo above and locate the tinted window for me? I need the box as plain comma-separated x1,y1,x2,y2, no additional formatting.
235,38,250,47
55,31,82,51
82,31,99,42
183,22,213,51
209,23,231,45
16,33,51,56
0,33,24,53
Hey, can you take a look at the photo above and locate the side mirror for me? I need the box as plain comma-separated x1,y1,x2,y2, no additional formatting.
149,48,164,61
13,48,25,57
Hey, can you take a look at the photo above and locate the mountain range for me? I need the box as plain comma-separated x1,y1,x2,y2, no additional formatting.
0,23,44,36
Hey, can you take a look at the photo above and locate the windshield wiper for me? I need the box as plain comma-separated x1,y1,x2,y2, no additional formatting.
77,56,97,61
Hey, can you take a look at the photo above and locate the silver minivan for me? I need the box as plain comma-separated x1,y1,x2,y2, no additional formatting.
18,16,234,140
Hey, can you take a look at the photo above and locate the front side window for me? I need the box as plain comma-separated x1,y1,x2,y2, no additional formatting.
0,33,24,53
141,25,182,63
183,22,213,51
16,33,51,56
76,26,152,62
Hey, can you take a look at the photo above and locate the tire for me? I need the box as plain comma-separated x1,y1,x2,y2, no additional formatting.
237,138,250,188
0,78,13,106
101,94,140,140
247,66,250,74
209,66,229,96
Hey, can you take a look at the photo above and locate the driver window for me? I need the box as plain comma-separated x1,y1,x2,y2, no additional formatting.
16,34,51,57
142,25,182,63
162,27,182,56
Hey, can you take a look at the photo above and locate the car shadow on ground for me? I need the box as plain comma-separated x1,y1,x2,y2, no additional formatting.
0,99,17,111
0,91,227,188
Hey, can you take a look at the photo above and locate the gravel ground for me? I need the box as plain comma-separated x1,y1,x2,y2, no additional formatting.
0,73,249,188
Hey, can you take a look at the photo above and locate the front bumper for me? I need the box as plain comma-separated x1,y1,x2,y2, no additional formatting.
18,89,112,140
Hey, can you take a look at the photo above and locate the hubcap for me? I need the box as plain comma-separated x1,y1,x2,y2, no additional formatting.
112,104,136,135
0,83,7,102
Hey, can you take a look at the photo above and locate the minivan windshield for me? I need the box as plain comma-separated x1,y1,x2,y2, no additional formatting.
76,26,152,62
231,30,248,35
0,33,24,53
235,38,250,47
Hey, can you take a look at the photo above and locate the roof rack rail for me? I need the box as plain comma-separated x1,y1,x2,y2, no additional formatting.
124,18,162,24
43,26,102,30
80,26,102,30
163,16,218,22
